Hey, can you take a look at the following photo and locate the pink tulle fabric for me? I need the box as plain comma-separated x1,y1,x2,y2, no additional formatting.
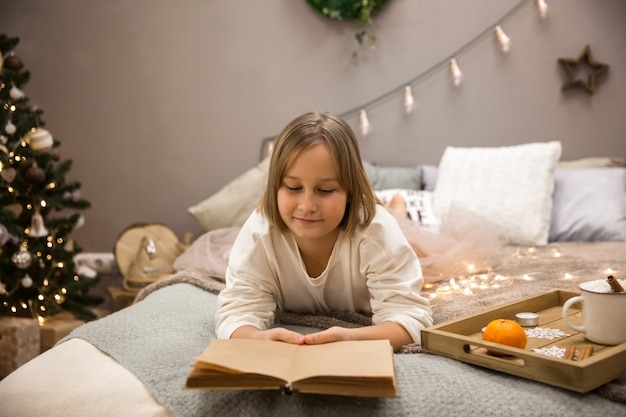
389,204,503,283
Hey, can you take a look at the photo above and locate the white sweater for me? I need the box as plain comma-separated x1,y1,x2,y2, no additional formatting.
215,205,433,343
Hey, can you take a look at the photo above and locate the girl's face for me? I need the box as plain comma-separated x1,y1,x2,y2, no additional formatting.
277,143,348,247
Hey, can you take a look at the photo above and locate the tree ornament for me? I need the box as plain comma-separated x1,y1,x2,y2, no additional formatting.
0,223,10,247
12,241,33,269
74,214,85,230
50,148,61,161
21,274,34,288
0,280,6,295
1,167,16,183
1,134,7,144
25,163,46,184
9,85,25,100
25,128,54,151
28,210,49,237
4,120,16,135
6,203,22,217
3,53,24,71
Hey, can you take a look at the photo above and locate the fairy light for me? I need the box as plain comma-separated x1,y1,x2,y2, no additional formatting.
495,25,511,52
403,85,415,114
536,0,549,19
359,109,371,136
449,58,462,86
315,0,536,135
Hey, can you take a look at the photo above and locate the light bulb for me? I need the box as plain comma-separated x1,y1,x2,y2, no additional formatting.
403,85,415,114
449,58,462,86
359,109,371,136
536,0,549,19
495,25,511,52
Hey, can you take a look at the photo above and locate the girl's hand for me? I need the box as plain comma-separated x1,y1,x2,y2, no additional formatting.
303,322,413,352
302,326,352,345
231,325,306,345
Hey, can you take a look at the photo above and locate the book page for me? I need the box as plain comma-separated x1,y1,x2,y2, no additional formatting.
195,339,297,382
291,340,395,381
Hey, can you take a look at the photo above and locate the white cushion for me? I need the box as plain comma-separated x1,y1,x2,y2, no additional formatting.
432,142,562,245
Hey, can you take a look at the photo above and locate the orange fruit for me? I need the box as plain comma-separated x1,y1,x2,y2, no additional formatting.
482,318,527,354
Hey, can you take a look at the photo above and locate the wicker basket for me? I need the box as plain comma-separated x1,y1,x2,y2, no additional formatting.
113,223,186,293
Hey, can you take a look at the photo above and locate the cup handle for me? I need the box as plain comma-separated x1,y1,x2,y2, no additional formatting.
562,295,585,333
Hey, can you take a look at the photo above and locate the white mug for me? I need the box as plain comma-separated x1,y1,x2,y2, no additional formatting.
562,279,626,345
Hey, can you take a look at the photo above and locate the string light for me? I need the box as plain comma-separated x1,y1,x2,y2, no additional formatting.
537,0,549,19
495,25,511,52
332,0,534,135
359,109,371,136
403,85,415,114
449,58,463,86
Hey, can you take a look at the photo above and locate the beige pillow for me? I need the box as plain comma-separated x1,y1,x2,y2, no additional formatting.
188,158,269,231
557,157,625,169
432,141,562,246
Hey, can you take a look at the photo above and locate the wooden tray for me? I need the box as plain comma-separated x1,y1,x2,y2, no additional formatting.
421,289,626,393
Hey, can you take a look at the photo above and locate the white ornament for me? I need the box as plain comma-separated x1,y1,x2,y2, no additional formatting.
74,214,85,230
12,242,33,269
21,274,34,288
26,128,54,151
9,86,25,100
5,121,16,135
28,211,49,237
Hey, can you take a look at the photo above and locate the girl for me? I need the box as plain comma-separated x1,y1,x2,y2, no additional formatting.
215,111,432,351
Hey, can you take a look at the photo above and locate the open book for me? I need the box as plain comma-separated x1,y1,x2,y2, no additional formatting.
185,339,398,397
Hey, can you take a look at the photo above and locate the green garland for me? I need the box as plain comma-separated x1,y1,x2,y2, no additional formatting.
306,0,390,48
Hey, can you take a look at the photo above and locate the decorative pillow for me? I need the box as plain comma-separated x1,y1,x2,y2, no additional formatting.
419,165,439,191
432,141,562,246
557,157,625,169
173,227,241,278
188,158,269,231
549,168,626,242
363,161,421,191
375,188,439,226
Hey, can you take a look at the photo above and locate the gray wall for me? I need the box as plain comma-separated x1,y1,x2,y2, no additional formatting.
1,0,625,252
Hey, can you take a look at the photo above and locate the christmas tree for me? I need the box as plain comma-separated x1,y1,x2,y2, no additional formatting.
0,34,102,322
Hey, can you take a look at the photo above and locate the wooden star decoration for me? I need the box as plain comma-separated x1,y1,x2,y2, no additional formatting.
558,45,609,94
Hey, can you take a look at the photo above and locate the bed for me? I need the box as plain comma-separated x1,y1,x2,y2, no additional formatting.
1,141,625,417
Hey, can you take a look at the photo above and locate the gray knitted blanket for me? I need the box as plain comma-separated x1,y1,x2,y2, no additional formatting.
62,242,626,416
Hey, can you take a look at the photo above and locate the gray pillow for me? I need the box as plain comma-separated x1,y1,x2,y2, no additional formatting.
363,161,421,190
549,168,626,242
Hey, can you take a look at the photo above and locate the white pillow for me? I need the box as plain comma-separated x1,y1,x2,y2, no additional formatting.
432,141,562,245
188,158,269,231
375,189,439,226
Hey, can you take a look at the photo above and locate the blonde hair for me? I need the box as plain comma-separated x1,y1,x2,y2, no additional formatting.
260,111,378,237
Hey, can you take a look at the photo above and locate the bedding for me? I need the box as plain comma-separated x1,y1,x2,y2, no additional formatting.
1,142,625,417
1,242,625,417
